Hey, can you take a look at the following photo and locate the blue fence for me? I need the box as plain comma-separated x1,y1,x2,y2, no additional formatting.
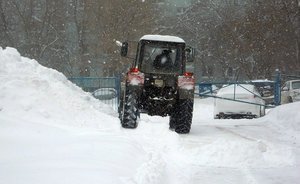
68,77,121,111
68,72,283,112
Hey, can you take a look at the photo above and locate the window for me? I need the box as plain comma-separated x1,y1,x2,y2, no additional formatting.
140,43,182,74
292,81,300,89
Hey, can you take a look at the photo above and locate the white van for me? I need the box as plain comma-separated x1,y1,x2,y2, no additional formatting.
281,80,300,104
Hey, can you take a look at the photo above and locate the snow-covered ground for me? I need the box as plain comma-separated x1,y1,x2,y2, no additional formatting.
0,47,299,184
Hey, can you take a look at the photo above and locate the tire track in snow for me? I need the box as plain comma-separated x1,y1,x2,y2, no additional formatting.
120,117,171,184
215,126,268,153
215,126,261,142
241,167,259,184
121,110,296,184
132,151,166,184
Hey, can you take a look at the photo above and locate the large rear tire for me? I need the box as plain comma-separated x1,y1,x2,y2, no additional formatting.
174,99,194,134
120,89,139,128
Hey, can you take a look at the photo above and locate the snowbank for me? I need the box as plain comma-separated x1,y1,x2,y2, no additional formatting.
0,47,117,130
265,102,300,131
0,47,145,184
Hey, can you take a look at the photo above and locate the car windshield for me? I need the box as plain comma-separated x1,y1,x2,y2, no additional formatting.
139,43,182,74
292,81,300,89
252,82,274,96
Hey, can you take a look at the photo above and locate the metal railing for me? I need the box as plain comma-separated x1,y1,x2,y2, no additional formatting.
196,71,282,107
195,81,279,109
68,77,121,111
194,86,273,109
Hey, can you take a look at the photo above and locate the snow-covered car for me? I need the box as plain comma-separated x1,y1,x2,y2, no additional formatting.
281,80,300,104
251,79,275,105
92,88,117,100
214,84,265,119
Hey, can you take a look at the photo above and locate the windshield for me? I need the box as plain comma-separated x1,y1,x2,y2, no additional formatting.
292,81,300,89
139,43,182,74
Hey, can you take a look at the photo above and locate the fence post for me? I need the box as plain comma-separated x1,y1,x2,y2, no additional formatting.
274,69,281,106
116,75,121,105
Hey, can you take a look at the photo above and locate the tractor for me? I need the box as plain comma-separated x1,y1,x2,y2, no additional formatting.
118,35,195,134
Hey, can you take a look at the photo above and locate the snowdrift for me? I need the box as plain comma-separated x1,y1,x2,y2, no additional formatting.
0,47,118,130
265,101,300,131
0,47,147,184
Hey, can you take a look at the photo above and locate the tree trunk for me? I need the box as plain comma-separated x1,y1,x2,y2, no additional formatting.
65,0,81,77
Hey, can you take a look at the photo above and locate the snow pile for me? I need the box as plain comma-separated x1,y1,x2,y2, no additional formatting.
265,102,300,131
0,47,146,184
0,47,117,130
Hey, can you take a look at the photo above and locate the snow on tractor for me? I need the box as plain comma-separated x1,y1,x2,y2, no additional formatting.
118,35,195,134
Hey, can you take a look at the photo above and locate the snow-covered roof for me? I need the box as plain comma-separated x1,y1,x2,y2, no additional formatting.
251,79,274,83
140,35,185,43
217,84,257,96
286,79,300,82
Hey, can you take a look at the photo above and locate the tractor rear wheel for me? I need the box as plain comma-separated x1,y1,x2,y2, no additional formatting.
173,99,194,134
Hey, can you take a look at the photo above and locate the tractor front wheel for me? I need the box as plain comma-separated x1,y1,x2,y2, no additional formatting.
120,89,139,128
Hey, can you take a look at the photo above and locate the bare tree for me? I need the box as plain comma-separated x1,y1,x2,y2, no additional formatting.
0,0,14,46
82,0,158,77
175,0,300,81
